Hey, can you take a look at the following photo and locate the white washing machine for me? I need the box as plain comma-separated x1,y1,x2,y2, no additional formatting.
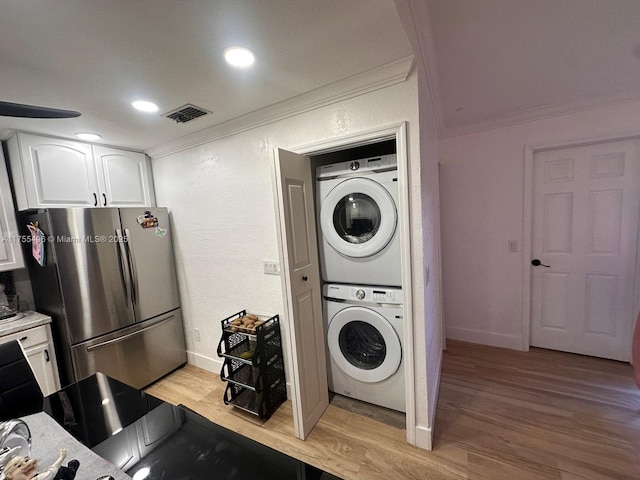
316,154,401,287
323,283,405,412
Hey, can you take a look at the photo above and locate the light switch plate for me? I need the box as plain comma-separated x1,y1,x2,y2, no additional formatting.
263,260,281,275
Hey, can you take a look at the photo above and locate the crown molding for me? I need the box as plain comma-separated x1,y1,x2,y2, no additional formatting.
394,0,444,131
439,90,640,139
146,55,415,159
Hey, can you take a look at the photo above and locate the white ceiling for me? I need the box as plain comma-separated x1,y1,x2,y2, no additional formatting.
2,0,640,151
426,0,640,132
0,0,411,151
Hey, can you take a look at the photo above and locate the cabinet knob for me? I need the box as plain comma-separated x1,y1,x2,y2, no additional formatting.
302,276,308,282
45,349,50,362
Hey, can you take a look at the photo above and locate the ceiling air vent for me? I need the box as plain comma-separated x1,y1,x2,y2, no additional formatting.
164,104,211,124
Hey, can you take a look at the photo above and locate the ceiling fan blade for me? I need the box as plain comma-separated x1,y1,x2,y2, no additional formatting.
0,101,81,119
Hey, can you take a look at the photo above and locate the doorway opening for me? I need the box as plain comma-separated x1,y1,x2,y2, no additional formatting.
310,139,406,428
273,122,416,444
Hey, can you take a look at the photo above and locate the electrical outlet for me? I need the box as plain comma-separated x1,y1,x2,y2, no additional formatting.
194,328,201,342
263,260,281,275
508,240,518,253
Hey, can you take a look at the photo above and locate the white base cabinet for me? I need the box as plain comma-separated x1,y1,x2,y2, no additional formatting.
0,320,61,396
6,133,156,210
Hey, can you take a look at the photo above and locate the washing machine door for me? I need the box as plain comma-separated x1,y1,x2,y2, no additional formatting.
320,177,397,258
327,306,401,383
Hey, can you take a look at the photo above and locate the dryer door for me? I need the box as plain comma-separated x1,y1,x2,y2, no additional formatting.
320,177,397,258
327,306,401,383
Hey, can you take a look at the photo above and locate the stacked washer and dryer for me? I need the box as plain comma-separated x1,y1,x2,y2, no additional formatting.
316,153,405,413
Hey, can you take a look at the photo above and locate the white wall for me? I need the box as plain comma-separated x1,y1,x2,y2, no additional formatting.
439,100,640,349
151,70,442,449
416,59,443,450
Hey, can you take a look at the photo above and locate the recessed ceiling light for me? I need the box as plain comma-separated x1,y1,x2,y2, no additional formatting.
223,47,255,68
75,132,102,141
131,100,159,113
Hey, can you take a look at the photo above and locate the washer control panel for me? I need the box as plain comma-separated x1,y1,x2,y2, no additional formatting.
368,288,402,303
323,284,402,304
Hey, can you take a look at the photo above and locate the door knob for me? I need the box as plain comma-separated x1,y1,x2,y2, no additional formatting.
302,276,308,282
531,259,551,267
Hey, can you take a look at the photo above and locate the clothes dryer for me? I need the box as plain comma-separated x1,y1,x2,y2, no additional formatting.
323,283,405,412
316,154,401,287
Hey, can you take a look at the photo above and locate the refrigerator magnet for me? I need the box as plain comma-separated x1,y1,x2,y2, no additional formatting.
26,222,46,266
137,211,158,229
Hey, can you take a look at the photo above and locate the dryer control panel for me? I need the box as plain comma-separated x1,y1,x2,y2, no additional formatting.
324,283,402,305
316,153,397,179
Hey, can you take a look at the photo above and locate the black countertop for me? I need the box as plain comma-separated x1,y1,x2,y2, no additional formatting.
43,373,342,480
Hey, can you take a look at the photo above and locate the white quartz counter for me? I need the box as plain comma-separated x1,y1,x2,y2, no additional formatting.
22,412,132,480
0,310,51,337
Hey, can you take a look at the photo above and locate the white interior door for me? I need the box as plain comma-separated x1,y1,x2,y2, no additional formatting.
272,148,329,439
531,139,640,361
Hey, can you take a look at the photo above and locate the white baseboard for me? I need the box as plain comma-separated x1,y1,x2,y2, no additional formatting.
415,425,432,450
428,349,442,445
446,326,524,351
187,350,222,373
186,350,293,400
412,347,443,451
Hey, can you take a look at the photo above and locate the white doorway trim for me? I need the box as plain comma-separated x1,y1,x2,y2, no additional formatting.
291,121,417,445
522,132,640,354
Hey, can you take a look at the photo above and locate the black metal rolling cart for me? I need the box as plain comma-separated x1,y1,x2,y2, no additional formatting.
216,310,286,419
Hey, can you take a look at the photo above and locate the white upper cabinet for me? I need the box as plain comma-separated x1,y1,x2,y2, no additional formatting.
93,145,155,207
0,149,25,271
9,134,98,208
7,133,155,210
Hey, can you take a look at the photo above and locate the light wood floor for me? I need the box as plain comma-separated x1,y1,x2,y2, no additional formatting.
145,340,640,480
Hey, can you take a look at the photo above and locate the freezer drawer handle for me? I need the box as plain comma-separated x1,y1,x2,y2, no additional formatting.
85,316,175,352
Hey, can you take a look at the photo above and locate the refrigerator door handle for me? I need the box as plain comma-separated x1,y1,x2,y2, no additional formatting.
124,228,138,306
115,228,131,305
85,314,176,352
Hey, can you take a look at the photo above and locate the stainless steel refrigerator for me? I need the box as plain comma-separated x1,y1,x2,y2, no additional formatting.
22,207,186,389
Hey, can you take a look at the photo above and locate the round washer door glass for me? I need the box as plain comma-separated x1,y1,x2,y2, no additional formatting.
327,306,401,383
320,177,397,258
339,320,386,370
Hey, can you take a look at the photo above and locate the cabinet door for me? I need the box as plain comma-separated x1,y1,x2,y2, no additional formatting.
93,146,156,207
0,149,24,270
16,133,99,207
1,322,61,396
25,343,59,396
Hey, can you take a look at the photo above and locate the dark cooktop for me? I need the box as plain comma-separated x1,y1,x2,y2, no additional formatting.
43,373,342,480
